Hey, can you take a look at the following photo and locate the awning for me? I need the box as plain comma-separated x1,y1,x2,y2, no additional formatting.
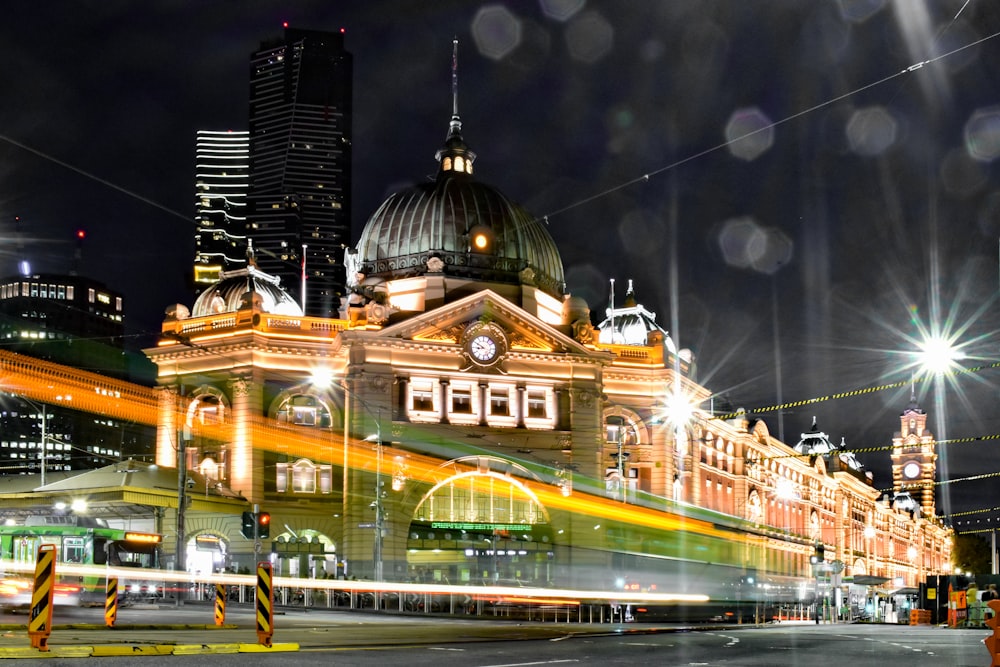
850,575,891,586
889,587,919,596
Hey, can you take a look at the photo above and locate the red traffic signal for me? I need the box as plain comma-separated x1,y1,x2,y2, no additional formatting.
257,512,271,539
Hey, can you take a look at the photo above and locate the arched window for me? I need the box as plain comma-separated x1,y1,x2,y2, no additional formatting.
275,394,333,428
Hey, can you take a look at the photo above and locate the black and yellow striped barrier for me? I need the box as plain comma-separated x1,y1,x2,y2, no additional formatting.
255,562,274,647
105,576,118,627
27,544,56,651
214,582,226,626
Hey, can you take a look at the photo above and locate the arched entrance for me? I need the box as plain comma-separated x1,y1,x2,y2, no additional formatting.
405,456,554,585
185,530,229,576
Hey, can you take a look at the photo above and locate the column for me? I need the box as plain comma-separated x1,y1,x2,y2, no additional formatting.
515,384,526,429
439,379,450,424
478,381,488,426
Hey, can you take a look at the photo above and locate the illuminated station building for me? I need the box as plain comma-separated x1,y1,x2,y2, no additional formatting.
146,90,951,602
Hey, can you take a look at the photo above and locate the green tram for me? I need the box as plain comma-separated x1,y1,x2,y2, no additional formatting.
0,515,162,609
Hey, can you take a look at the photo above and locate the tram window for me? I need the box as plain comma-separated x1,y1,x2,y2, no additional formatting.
63,536,85,563
94,538,108,565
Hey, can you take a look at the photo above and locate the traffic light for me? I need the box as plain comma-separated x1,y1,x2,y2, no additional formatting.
241,511,255,539
985,600,1000,666
810,543,825,564
257,512,271,540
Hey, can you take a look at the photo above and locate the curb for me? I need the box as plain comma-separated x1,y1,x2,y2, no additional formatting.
0,643,299,659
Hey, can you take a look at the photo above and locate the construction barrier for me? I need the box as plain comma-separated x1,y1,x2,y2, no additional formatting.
105,576,118,627
986,599,1000,667
214,582,227,626
27,544,56,651
255,561,274,647
909,609,931,626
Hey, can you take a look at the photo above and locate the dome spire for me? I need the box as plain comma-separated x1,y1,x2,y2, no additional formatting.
450,36,460,138
435,38,476,177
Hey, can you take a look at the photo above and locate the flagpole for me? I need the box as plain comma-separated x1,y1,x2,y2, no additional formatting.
609,278,615,344
301,243,307,313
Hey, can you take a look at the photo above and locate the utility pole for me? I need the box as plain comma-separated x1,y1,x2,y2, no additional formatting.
175,387,188,602
40,404,47,487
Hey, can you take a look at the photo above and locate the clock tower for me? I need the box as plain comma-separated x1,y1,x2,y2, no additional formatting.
890,388,937,517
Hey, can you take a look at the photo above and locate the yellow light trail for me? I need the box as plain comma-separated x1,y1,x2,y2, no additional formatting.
0,349,738,545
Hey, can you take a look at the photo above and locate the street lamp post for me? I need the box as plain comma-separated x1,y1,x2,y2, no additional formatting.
39,403,47,487
312,370,388,582
864,525,876,576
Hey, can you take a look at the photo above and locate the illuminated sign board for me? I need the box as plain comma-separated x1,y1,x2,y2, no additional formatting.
429,522,533,532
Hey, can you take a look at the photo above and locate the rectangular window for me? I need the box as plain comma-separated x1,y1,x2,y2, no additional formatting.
292,406,317,426
276,463,288,492
411,383,434,412
489,389,509,416
319,465,332,494
452,388,472,414
292,464,316,493
88,288,95,303
527,391,547,418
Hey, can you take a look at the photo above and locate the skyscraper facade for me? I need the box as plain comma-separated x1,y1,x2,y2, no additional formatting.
0,273,150,475
194,130,250,289
248,26,353,318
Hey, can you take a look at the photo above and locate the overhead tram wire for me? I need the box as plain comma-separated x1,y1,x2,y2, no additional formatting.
532,27,1000,227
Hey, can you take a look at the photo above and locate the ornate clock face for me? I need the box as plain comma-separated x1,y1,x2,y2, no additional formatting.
903,461,921,479
469,334,497,362
463,322,507,367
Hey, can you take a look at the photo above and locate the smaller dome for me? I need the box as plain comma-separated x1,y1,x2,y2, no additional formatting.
192,264,303,318
562,295,590,323
793,417,835,455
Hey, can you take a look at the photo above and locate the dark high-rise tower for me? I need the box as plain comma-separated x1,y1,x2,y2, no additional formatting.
248,26,353,318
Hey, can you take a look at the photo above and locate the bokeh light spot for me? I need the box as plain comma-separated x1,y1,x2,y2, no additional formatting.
836,0,884,23
725,107,774,161
539,0,585,22
939,147,988,198
718,218,792,274
718,217,765,269
846,106,898,156
472,5,523,61
618,209,663,258
964,106,1000,162
565,10,613,64
750,227,793,275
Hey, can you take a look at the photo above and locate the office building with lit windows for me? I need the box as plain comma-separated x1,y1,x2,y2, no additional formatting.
194,130,250,288
247,26,352,318
0,273,146,475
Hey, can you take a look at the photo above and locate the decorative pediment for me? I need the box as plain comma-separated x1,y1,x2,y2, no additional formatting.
377,289,593,357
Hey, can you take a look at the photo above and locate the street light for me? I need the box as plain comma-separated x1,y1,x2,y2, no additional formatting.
864,525,876,575
311,369,386,582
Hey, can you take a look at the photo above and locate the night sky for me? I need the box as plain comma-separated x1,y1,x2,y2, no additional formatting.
2,1,1000,525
